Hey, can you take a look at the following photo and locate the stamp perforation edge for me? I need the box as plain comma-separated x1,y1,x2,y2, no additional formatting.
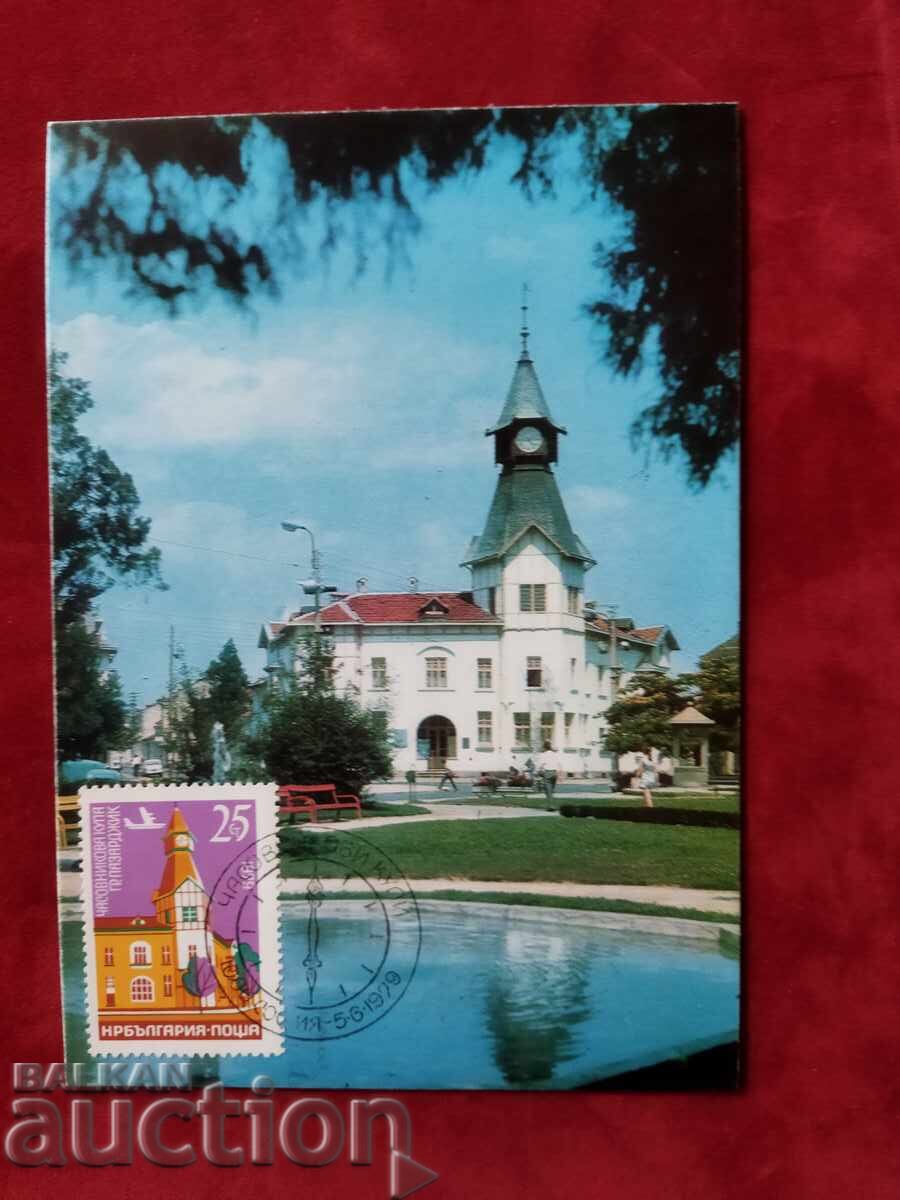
79,783,283,1058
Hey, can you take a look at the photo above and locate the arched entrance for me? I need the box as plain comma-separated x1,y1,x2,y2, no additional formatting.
417,716,457,770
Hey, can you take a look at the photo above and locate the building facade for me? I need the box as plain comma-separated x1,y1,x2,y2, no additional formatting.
258,332,678,777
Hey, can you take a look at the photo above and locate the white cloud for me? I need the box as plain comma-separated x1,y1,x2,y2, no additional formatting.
51,310,498,468
565,484,630,514
53,313,368,449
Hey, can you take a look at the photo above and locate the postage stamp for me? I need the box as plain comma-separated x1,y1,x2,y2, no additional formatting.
81,783,282,1056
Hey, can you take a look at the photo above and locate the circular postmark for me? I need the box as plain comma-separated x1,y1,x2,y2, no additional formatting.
205,825,421,1042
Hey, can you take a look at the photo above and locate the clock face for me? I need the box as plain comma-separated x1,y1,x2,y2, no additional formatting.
514,425,545,454
175,833,190,847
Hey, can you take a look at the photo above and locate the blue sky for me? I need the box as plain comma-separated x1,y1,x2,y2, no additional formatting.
48,114,738,706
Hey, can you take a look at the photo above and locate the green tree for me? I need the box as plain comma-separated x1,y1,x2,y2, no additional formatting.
692,635,740,765
55,620,126,761
249,633,393,793
163,665,214,783
50,351,164,761
204,638,250,742
51,107,739,486
121,692,143,751
602,672,694,756
50,351,165,626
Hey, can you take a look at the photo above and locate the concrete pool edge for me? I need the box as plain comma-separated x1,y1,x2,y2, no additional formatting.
281,897,740,942
58,897,740,942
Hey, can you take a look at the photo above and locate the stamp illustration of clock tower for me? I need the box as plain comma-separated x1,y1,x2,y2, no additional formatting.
93,806,261,1021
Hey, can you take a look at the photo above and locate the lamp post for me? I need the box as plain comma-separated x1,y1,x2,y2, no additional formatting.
281,521,336,633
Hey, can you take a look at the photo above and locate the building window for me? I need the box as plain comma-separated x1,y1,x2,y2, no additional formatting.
161,944,172,965
163,975,173,998
371,657,387,689
540,712,555,747
425,657,447,688
182,905,198,923
564,712,574,745
477,711,493,747
526,657,543,688
103,947,114,966
567,586,581,615
104,977,116,1007
130,977,154,1003
519,583,546,613
130,941,151,966
513,713,531,747
477,658,493,689
487,587,497,614
570,657,577,682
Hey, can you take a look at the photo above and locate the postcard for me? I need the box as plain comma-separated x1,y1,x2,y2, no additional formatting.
49,104,740,1089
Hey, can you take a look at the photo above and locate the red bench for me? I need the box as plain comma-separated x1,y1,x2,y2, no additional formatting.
276,784,362,823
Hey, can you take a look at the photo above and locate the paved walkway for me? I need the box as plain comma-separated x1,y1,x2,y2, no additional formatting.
301,801,558,832
58,871,738,913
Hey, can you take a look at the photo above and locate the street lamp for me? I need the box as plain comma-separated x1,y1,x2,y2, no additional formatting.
280,522,337,631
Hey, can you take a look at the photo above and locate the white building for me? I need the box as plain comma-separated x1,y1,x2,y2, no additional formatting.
258,330,678,778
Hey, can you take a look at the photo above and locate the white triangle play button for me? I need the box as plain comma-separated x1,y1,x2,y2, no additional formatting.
390,1149,439,1198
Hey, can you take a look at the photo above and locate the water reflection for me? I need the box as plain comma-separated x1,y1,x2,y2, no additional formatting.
62,910,739,1090
484,926,590,1084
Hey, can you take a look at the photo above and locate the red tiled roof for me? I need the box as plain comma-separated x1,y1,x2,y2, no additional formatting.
585,615,660,646
95,915,166,931
289,592,498,626
631,625,665,642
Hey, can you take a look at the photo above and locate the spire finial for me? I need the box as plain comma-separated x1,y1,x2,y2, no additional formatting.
520,282,530,359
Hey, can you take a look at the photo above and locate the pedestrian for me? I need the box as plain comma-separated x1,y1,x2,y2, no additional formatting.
537,741,561,804
616,749,636,793
437,764,457,792
634,745,658,808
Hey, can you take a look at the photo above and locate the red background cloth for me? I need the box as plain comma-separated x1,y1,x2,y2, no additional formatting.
1,2,898,1195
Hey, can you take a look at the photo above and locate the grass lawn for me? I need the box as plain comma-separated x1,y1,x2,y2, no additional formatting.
454,794,555,812
281,888,739,924
361,800,430,817
575,792,740,814
280,816,739,889
455,791,739,814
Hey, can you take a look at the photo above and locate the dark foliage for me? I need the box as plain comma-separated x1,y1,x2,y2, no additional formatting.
559,805,739,828
55,620,126,760
602,672,695,755
204,638,250,742
50,350,165,627
248,633,393,793
690,634,741,764
587,105,741,487
51,106,740,485
164,666,214,783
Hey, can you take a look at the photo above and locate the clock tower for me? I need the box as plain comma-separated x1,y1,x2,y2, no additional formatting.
462,305,595,590
486,304,565,469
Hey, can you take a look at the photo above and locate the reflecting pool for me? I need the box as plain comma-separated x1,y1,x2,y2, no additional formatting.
62,904,738,1090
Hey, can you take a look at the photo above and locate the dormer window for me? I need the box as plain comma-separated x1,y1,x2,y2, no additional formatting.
418,598,450,619
519,584,546,613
